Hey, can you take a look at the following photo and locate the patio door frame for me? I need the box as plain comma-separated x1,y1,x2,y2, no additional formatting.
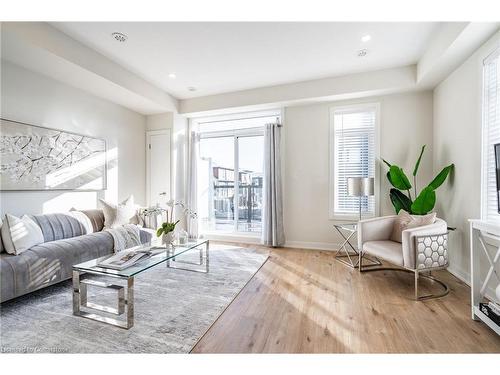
199,127,264,234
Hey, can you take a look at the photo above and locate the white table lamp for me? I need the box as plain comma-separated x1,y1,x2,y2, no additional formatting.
347,177,374,221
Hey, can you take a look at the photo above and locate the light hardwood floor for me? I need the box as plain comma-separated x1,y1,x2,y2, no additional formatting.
192,243,500,353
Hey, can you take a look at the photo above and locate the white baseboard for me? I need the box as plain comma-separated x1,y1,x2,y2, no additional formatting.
447,265,498,303
447,265,471,285
284,241,341,251
206,236,342,251
203,233,261,244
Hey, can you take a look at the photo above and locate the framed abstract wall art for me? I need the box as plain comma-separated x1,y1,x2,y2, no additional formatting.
0,118,107,191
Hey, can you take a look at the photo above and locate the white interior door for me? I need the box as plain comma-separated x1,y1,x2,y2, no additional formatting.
146,130,171,207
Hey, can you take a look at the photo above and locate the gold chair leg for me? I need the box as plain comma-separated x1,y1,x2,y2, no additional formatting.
415,271,419,300
414,270,449,301
359,266,449,301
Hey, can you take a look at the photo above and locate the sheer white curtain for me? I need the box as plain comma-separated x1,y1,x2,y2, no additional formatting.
261,123,285,247
186,130,199,238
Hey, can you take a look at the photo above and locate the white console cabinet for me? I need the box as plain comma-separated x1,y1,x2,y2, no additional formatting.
469,219,500,335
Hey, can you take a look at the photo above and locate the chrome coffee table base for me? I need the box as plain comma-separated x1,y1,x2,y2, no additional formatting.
73,272,134,329
166,241,209,273
72,240,210,329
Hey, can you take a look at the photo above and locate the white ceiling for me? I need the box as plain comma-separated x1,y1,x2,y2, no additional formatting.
51,22,440,100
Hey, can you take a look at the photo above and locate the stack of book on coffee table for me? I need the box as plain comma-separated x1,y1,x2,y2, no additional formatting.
98,247,165,270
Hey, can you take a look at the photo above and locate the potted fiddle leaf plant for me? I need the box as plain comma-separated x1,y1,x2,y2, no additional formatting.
382,145,454,215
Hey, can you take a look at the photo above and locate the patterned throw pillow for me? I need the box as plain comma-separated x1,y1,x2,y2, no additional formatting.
99,195,138,229
390,210,437,243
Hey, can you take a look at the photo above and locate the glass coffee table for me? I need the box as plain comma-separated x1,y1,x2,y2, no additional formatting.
72,239,209,329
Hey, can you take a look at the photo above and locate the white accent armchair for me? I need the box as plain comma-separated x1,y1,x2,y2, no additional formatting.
357,215,449,300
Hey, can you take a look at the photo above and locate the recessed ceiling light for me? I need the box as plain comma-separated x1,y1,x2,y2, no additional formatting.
187,87,197,92
357,49,368,57
111,32,128,42
168,73,177,79
361,34,372,43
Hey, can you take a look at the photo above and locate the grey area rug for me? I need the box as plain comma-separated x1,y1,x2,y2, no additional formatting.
0,244,268,353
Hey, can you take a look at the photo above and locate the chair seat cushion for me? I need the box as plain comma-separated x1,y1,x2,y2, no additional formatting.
362,240,404,266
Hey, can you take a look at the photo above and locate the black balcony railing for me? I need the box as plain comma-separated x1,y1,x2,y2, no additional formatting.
213,183,262,224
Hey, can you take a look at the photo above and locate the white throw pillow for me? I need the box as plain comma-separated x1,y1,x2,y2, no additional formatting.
67,210,95,234
390,210,436,243
99,195,138,229
1,214,44,255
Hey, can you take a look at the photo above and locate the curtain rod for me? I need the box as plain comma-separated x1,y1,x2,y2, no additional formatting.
197,114,282,126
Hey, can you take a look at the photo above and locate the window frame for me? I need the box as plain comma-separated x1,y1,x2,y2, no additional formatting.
480,46,500,223
329,102,380,221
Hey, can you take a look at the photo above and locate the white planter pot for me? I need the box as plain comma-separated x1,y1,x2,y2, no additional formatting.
162,231,175,246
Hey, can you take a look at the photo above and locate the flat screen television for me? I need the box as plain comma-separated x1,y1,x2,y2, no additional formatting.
495,143,500,213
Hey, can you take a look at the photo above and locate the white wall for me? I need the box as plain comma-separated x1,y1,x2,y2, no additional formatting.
433,30,500,283
0,61,147,215
146,113,173,131
283,91,434,249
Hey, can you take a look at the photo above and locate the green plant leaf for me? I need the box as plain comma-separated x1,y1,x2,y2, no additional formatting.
427,164,454,190
389,188,413,214
389,165,412,190
382,158,392,168
413,145,426,177
156,228,163,237
386,171,394,186
411,186,436,215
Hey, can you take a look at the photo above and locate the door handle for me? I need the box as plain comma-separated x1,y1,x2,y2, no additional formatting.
159,192,167,196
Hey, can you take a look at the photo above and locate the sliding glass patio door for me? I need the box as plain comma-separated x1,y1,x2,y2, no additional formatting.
199,130,264,234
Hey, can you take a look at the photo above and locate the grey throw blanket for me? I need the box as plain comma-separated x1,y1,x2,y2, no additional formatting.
105,224,141,252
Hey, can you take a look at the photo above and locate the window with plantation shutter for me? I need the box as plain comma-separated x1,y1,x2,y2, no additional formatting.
330,104,379,218
482,48,500,223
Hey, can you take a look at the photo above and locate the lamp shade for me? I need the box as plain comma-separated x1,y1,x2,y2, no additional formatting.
347,177,374,197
